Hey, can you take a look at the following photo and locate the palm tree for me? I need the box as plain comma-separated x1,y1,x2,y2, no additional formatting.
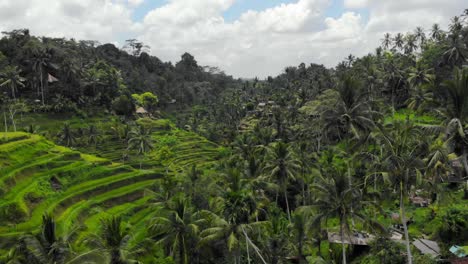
263,142,300,222
127,125,153,169
290,212,308,263
18,214,70,264
261,209,289,264
31,48,53,105
431,24,444,41
201,169,266,264
393,33,405,51
443,35,467,67
58,123,75,147
0,66,26,99
404,34,418,54
149,194,204,264
87,125,99,147
414,27,426,47
377,120,426,264
425,139,451,203
407,62,435,88
449,16,463,36
85,216,141,264
381,33,392,50
310,169,378,264
322,75,377,141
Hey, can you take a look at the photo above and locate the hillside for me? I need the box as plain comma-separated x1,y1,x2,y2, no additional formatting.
0,123,222,251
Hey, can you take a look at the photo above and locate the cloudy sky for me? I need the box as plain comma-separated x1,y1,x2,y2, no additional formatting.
0,0,464,78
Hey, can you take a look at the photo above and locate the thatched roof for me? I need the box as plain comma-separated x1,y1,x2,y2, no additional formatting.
136,107,148,114
413,239,440,257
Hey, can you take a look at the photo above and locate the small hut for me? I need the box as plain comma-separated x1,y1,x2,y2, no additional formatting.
136,107,149,117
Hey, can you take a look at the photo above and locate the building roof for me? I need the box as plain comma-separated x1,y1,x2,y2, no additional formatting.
450,246,468,258
48,73,59,83
413,239,440,257
328,232,374,246
136,107,148,114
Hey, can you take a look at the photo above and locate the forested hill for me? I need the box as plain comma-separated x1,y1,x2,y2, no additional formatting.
0,31,238,112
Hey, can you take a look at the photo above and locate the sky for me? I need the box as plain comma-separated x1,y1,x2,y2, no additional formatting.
0,0,464,78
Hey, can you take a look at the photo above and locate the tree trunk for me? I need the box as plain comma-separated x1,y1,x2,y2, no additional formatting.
301,178,306,206
245,231,251,264
340,220,347,264
3,111,8,132
284,188,291,222
347,164,355,228
9,108,16,132
461,149,468,199
40,68,45,105
179,238,185,264
400,182,413,264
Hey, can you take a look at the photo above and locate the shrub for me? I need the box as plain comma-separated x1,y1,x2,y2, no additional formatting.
112,95,135,116
436,207,468,245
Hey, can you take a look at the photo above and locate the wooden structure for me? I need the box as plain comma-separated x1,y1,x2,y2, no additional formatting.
327,231,374,246
412,239,440,258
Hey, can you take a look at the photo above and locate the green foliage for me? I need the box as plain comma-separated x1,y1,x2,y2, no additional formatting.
132,92,159,112
112,95,135,116
437,206,468,245
360,237,406,264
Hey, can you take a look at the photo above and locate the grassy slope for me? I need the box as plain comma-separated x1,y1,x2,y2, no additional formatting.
0,117,222,251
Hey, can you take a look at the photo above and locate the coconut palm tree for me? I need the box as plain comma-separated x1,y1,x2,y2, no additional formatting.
377,120,426,264
310,169,379,264
414,27,426,48
0,66,26,100
127,125,153,169
87,125,99,147
149,194,204,264
322,75,377,141
58,123,75,147
263,142,300,222
404,34,418,54
431,24,444,41
85,216,142,264
381,33,392,50
443,35,467,67
393,33,405,51
201,169,266,264
17,214,70,264
31,48,53,105
407,62,435,89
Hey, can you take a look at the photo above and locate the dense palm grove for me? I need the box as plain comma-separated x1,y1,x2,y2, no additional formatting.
0,9,468,264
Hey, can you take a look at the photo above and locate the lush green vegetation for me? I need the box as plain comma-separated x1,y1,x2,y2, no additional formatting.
0,8,468,264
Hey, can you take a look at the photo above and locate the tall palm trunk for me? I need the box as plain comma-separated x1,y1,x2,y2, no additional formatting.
40,68,45,105
461,149,468,198
400,181,412,264
3,111,7,132
347,163,355,228
284,187,291,222
340,219,347,264
245,231,251,264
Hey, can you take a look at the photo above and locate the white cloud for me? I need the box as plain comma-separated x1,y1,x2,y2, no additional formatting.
344,0,368,9
0,0,139,43
0,0,465,78
128,0,145,7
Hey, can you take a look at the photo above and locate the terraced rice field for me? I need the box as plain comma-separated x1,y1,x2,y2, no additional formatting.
0,127,222,250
